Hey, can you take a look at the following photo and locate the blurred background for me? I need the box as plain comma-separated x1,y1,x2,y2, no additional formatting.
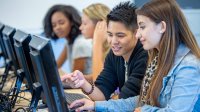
0,0,199,43
0,0,199,72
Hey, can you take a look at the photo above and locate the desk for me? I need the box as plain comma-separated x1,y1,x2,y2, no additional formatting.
12,89,86,112
1,68,87,111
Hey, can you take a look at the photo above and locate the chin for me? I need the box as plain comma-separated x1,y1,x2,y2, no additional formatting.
143,46,151,50
113,52,122,56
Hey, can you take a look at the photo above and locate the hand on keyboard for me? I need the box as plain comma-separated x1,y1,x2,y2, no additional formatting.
69,98,95,112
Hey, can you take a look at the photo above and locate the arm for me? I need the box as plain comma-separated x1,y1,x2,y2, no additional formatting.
92,21,107,81
61,70,106,101
94,51,119,100
62,51,117,101
119,50,148,99
73,57,86,73
141,63,200,112
57,45,67,68
95,96,139,112
69,96,139,112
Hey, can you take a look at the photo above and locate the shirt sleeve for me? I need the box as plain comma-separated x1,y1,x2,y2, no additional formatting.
95,50,119,100
141,62,200,112
72,36,92,59
95,96,139,112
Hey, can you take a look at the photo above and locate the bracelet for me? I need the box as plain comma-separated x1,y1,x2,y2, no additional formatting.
82,81,94,95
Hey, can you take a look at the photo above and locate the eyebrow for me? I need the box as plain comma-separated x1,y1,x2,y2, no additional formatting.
138,22,144,26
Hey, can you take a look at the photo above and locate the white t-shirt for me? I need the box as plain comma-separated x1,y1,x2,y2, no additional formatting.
67,35,92,74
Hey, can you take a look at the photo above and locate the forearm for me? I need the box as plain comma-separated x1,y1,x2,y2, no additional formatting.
95,96,139,111
84,75,93,82
57,46,67,68
81,81,106,101
92,43,104,81
73,57,86,73
57,58,65,68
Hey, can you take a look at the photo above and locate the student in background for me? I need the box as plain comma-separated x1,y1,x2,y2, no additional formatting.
61,2,148,101
43,4,92,75
69,0,200,111
79,3,110,81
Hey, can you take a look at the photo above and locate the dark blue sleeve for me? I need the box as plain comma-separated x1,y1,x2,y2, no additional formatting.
95,50,118,100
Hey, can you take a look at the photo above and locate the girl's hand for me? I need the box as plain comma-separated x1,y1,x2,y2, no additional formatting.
69,98,95,112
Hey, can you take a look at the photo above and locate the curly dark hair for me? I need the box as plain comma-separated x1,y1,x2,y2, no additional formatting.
43,4,81,44
107,1,137,31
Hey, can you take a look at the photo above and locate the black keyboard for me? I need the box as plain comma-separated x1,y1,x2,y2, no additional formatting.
65,93,87,104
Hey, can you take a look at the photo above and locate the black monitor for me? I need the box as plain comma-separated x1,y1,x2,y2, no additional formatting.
29,35,69,112
0,25,18,90
2,25,19,73
13,30,36,93
0,23,7,60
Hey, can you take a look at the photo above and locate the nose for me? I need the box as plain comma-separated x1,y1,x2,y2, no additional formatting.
135,30,142,39
111,36,119,45
54,24,61,31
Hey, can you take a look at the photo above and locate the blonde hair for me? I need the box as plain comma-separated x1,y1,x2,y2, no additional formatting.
83,3,110,60
136,0,200,106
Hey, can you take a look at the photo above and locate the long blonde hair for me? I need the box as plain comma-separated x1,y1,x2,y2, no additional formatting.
136,0,200,106
83,3,110,60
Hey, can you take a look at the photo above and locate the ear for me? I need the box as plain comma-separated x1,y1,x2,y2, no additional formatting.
159,21,166,34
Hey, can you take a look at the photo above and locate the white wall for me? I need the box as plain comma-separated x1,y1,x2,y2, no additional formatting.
183,9,200,46
0,0,131,34
0,0,199,46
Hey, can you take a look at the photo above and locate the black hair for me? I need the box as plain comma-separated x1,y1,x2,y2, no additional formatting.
107,1,137,31
43,4,81,44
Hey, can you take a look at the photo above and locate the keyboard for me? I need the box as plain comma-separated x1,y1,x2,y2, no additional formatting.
65,93,87,104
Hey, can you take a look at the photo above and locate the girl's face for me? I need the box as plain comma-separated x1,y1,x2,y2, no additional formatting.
51,11,72,38
79,14,96,39
136,15,164,50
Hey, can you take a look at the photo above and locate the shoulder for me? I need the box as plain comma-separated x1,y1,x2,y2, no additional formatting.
173,44,200,72
73,35,92,48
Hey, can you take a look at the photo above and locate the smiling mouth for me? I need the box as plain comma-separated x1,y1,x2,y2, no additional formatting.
112,46,121,52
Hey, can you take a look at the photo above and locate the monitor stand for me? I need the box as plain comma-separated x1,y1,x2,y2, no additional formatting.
29,82,42,112
0,59,11,90
10,69,27,108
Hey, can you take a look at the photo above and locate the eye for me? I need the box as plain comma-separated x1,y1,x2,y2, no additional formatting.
139,26,145,30
117,34,125,38
107,33,113,37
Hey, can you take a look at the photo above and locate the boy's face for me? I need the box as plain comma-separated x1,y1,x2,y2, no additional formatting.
107,21,137,61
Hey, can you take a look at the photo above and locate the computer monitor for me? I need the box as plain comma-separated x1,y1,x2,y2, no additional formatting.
0,25,18,90
2,25,19,73
13,30,36,93
0,23,7,61
29,35,68,112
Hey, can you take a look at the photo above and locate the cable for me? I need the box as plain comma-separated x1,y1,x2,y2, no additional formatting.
14,107,26,112
0,93,12,111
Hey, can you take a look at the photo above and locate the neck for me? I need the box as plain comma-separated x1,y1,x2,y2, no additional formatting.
123,40,138,62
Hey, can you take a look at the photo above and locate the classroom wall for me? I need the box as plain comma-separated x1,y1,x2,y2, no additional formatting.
0,0,199,46
0,0,131,34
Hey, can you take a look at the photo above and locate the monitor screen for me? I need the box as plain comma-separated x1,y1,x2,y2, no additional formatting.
2,25,19,73
29,35,68,112
13,30,36,92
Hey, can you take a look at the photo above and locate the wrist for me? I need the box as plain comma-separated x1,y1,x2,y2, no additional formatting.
81,81,94,95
